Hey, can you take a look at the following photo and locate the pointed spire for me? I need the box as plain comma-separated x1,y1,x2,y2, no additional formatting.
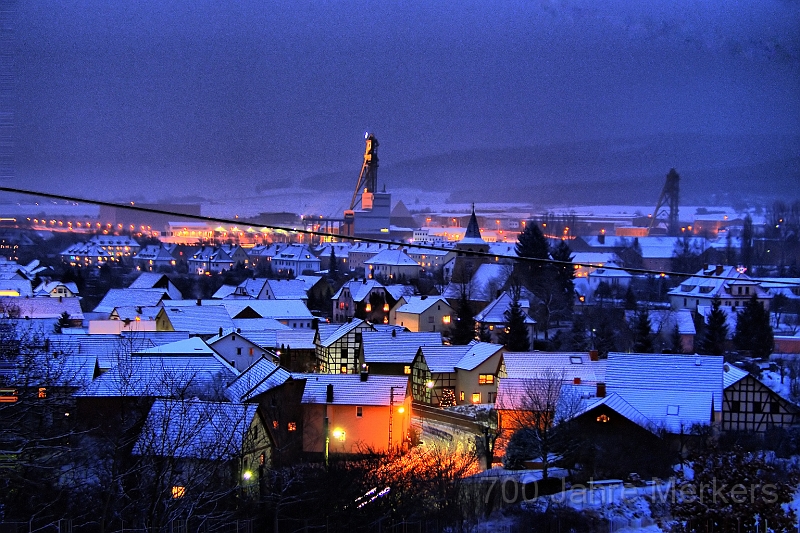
464,204,483,240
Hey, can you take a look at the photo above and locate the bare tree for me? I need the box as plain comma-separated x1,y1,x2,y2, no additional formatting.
500,369,583,479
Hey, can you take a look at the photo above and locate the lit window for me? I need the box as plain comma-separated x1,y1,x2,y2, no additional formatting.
288,422,297,431
273,420,279,429
340,365,348,374
38,387,47,399
172,486,186,499
471,393,481,404
478,374,494,385
404,365,411,375
596,414,610,423
460,391,465,401
442,315,451,324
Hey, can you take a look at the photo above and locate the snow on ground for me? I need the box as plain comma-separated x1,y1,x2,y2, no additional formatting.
761,369,796,403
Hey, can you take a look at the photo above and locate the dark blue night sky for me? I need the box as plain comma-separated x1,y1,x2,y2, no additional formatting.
9,0,800,206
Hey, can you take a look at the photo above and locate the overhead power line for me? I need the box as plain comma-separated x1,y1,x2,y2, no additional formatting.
0,185,795,288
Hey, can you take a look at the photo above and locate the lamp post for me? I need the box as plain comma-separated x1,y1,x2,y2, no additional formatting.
389,386,404,452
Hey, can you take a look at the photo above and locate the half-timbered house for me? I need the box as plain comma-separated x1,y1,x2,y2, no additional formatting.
722,363,800,434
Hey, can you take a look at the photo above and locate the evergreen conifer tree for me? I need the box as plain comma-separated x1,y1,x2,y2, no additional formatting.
515,222,550,282
733,295,774,358
502,288,531,352
698,297,728,356
631,307,653,353
450,286,476,345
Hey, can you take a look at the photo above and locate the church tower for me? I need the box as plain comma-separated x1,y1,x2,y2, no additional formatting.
452,204,489,283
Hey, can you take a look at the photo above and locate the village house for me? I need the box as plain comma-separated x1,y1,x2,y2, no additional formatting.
411,342,505,407
668,264,772,311
271,244,321,277
207,328,273,371
390,295,453,333
133,244,178,272
474,291,537,350
187,245,235,274
331,278,392,323
288,373,412,457
721,362,800,435
33,280,80,298
360,329,442,376
365,248,421,282
315,319,378,374
89,234,141,260
128,272,184,300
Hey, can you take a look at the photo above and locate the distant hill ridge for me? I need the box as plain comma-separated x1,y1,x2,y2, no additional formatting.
299,133,800,206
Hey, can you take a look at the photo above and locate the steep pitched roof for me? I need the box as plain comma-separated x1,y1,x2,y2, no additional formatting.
93,288,168,314
474,292,536,324
395,295,450,315
460,205,485,245
0,296,84,320
292,373,409,406
364,249,419,267
226,357,292,402
362,330,442,364
160,305,235,334
75,352,237,398
132,399,259,460
503,352,607,382
723,362,750,389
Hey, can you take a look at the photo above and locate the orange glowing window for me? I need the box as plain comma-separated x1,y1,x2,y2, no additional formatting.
172,486,186,499
596,414,610,423
38,387,47,399
288,422,297,432
471,393,481,404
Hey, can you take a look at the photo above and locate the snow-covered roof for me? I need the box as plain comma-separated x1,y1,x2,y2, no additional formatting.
395,295,451,315
668,265,771,301
722,362,750,389
132,399,259,460
265,279,309,300
318,319,369,348
419,342,503,373
292,373,409,406
362,330,443,364
503,352,607,382
474,292,536,325
93,288,169,314
605,352,723,414
332,279,387,303
160,305,235,335
75,351,237,398
364,249,419,267
226,357,292,402
0,279,33,297
0,296,84,320
111,305,162,321
164,299,313,320
33,281,79,297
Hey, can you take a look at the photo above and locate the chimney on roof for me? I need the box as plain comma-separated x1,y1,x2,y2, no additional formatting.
598,233,605,245
326,384,334,403
237,328,241,333
360,363,369,382
219,327,223,337
391,329,397,338
596,382,606,398
589,350,599,362
715,265,723,275
196,298,201,306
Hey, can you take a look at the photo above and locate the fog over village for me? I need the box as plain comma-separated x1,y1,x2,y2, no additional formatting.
1,1,800,532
